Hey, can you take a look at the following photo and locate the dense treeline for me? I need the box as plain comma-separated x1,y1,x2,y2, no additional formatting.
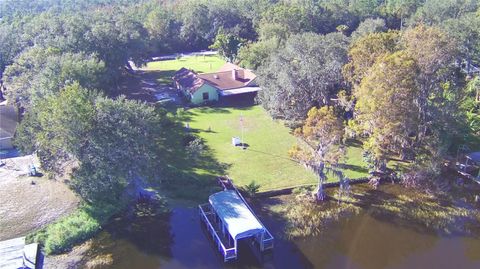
252,1,480,198
1,0,479,203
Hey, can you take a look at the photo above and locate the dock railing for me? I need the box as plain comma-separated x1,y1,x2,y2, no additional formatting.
198,203,237,261
223,176,275,250
262,230,274,250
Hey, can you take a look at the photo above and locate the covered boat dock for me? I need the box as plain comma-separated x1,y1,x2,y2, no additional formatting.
198,182,274,262
457,151,480,183
464,152,480,183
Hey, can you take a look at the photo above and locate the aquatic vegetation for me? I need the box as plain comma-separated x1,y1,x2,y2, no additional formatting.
85,254,114,269
370,193,477,234
276,183,480,238
281,192,360,238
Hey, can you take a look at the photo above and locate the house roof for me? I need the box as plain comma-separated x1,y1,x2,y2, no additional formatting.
198,70,254,90
172,63,257,94
217,62,257,83
172,68,205,94
0,105,18,139
209,190,264,239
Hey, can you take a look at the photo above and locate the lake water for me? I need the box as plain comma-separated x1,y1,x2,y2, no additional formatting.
80,192,480,269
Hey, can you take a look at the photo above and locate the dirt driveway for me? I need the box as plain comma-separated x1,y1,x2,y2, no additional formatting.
0,155,79,240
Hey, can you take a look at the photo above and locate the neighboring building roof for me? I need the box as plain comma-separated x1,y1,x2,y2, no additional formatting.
209,190,264,240
172,63,258,94
0,237,25,269
172,68,205,94
466,152,480,163
0,105,18,139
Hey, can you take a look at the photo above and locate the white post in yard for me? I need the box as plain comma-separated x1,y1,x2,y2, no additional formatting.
240,113,244,149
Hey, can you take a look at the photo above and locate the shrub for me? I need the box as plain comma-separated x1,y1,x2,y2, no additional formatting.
186,137,205,160
43,210,100,254
182,133,197,146
292,185,314,195
243,181,261,197
30,202,120,254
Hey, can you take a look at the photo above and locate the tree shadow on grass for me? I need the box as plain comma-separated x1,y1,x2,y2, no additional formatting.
337,163,369,174
154,118,228,202
345,139,363,148
192,106,231,114
247,148,301,163
142,70,176,85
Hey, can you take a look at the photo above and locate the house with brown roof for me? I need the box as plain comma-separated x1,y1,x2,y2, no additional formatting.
173,63,260,105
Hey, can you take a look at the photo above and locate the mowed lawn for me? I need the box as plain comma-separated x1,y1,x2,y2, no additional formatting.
142,55,225,84
185,106,369,191
143,55,369,192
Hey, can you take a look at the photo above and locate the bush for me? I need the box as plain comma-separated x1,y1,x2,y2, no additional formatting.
186,137,205,160
182,133,197,146
43,210,100,254
292,185,314,195
30,202,120,254
243,181,261,197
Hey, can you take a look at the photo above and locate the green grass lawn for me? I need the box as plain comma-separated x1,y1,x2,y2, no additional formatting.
183,106,369,191
141,55,226,84
142,55,369,193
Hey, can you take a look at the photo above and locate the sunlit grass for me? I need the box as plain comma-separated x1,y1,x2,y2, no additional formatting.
184,106,369,191
141,55,225,84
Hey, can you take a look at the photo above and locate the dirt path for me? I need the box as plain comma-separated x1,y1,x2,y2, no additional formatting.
0,155,79,240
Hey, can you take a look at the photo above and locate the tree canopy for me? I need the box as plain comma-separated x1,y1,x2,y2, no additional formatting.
257,32,349,123
15,83,163,203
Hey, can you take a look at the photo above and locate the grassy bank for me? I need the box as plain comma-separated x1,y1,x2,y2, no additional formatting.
27,202,121,255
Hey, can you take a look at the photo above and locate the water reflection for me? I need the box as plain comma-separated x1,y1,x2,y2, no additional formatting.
81,193,480,269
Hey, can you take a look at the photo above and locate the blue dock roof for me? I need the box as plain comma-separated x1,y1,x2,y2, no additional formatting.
209,190,265,239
